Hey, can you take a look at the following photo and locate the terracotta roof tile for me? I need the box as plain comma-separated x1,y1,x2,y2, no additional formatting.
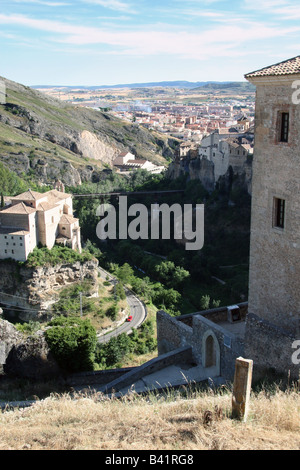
59,214,78,224
0,202,36,214
0,227,30,236
245,55,300,78
11,190,46,201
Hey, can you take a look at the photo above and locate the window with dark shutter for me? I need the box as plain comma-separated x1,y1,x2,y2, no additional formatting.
280,112,289,143
274,197,285,229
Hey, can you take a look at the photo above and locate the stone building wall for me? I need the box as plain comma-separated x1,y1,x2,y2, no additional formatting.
247,81,300,331
245,313,299,381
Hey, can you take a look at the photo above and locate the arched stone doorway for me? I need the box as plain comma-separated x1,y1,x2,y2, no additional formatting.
202,330,220,375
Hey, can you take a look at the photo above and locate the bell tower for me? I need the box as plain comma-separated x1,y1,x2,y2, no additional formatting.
244,56,300,379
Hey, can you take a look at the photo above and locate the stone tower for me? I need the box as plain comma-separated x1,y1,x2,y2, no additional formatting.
244,56,300,380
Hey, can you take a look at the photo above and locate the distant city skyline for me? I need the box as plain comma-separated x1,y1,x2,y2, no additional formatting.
1,0,300,86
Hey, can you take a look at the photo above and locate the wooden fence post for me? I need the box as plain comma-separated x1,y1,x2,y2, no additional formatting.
232,357,253,422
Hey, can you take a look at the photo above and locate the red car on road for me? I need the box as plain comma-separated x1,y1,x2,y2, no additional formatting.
126,315,133,322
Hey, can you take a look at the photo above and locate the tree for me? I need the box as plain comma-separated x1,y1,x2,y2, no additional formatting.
200,294,210,310
45,316,97,372
116,263,134,283
154,260,189,287
114,282,126,300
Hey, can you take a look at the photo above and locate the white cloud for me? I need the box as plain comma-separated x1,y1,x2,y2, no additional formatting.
273,5,300,19
9,0,70,5
243,1,300,21
0,13,299,61
80,0,135,13
243,0,289,9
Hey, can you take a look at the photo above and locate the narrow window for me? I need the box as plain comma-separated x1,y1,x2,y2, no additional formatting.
280,112,289,143
274,198,285,229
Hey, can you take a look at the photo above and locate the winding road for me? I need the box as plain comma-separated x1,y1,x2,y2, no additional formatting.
97,267,147,343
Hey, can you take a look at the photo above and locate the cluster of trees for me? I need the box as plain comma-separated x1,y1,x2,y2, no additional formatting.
25,245,93,268
0,162,50,198
109,260,185,316
95,320,157,369
43,315,156,373
45,316,98,372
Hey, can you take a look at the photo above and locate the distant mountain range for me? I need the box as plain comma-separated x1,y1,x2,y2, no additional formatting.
32,81,255,91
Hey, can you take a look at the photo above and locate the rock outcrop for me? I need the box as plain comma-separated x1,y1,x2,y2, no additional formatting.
0,258,99,322
167,156,215,192
3,332,62,379
0,318,22,370
167,154,252,195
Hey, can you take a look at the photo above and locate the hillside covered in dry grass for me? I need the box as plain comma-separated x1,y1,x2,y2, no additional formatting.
0,384,299,450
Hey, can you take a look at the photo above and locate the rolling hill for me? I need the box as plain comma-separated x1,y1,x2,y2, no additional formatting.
0,77,178,188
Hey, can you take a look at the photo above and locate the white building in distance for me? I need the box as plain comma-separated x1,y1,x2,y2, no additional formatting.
0,189,81,262
113,151,165,174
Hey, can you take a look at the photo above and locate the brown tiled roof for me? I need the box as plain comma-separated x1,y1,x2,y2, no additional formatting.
126,159,146,164
0,227,30,236
36,202,57,212
245,55,300,78
59,214,78,224
46,189,72,200
11,190,46,201
0,202,36,214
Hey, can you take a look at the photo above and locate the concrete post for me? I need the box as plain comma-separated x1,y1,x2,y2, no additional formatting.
232,357,253,422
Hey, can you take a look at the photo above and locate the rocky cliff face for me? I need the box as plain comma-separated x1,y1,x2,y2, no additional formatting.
167,156,215,192
167,154,252,195
0,317,22,371
3,332,62,379
0,259,99,322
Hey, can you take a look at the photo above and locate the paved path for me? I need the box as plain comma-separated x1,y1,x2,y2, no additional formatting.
97,267,147,343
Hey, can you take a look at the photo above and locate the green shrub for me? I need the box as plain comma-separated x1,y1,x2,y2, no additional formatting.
15,321,40,335
114,282,126,300
45,316,97,372
25,246,93,268
106,304,118,321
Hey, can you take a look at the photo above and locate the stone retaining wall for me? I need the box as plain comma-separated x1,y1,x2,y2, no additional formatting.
100,346,193,394
245,312,300,381
157,308,246,381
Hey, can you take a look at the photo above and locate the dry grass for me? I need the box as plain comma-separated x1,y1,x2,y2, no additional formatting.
0,385,299,450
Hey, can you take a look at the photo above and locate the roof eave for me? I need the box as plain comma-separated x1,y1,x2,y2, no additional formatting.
245,73,300,85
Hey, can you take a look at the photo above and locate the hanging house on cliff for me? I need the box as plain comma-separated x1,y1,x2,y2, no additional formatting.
0,189,81,262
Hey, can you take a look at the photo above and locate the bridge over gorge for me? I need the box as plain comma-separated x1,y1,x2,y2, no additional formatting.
72,189,185,199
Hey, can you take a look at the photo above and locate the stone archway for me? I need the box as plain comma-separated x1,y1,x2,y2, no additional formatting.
205,335,216,367
202,330,220,375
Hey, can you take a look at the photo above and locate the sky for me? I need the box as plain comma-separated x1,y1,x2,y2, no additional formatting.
0,0,300,86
